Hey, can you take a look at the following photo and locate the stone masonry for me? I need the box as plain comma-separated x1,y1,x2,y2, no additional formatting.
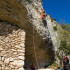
0,22,25,70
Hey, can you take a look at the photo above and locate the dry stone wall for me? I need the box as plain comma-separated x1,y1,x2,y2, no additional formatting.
0,22,25,70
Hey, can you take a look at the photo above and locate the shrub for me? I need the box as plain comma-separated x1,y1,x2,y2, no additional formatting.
60,24,66,29
51,18,56,22
58,24,70,55
56,51,62,61
53,26,57,31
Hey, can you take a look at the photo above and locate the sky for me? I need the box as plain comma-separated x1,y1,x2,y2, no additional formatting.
43,0,70,24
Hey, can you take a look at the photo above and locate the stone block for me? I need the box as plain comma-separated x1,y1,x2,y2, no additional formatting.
10,60,24,68
9,57,14,62
15,45,21,49
5,67,10,70
0,48,3,51
13,52,18,55
0,57,1,61
17,50,25,53
20,43,25,47
11,69,15,70
4,58,10,64
0,61,3,65
18,56,25,60
18,53,25,56
0,67,2,70
18,67,24,70
2,56,5,61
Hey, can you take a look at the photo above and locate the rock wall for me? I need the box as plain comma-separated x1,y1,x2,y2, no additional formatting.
46,15,60,64
22,0,60,67
0,0,59,70
0,22,25,70
24,25,54,69
22,0,55,69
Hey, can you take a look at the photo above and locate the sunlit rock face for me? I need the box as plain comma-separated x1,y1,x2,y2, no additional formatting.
21,0,55,69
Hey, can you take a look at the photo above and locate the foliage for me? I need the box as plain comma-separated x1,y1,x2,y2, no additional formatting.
58,24,70,55
60,24,70,31
47,62,59,69
56,51,62,60
60,24,66,29
51,18,56,22
53,26,57,31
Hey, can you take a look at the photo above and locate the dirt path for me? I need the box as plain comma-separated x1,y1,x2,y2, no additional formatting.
38,68,55,70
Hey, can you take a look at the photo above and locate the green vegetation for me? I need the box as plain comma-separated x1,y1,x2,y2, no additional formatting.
47,62,59,69
61,24,70,31
53,26,57,31
58,24,70,55
56,51,62,60
61,24,66,29
51,18,56,22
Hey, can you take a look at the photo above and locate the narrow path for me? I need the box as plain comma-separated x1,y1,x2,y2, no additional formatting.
38,68,55,70
24,68,55,70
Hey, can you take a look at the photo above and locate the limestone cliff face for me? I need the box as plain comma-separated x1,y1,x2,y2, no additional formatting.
21,0,60,67
0,0,59,70
21,0,56,68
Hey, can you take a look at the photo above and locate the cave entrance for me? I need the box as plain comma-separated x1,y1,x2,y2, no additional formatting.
24,25,54,70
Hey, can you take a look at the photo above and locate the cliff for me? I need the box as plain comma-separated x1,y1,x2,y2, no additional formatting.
0,0,60,70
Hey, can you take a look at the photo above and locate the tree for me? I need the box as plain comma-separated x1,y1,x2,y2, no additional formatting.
61,24,66,29
58,24,70,55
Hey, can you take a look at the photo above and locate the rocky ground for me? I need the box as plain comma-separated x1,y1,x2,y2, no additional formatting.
24,68,55,70
38,68,55,70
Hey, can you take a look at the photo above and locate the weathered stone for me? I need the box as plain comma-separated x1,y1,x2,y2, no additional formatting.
10,60,24,67
9,65,15,69
2,67,5,70
18,56,25,60
13,52,18,55
5,67,10,70
0,57,1,61
0,67,2,70
38,68,54,70
4,58,10,64
2,65,5,67
20,43,25,47
2,56,5,61
15,45,21,49
12,68,16,70
15,69,18,70
0,61,3,65
9,57,14,62
0,48,3,51
1,51,6,54
17,50,25,53
18,53,25,56
18,67,24,70
20,38,25,41
11,49,17,52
